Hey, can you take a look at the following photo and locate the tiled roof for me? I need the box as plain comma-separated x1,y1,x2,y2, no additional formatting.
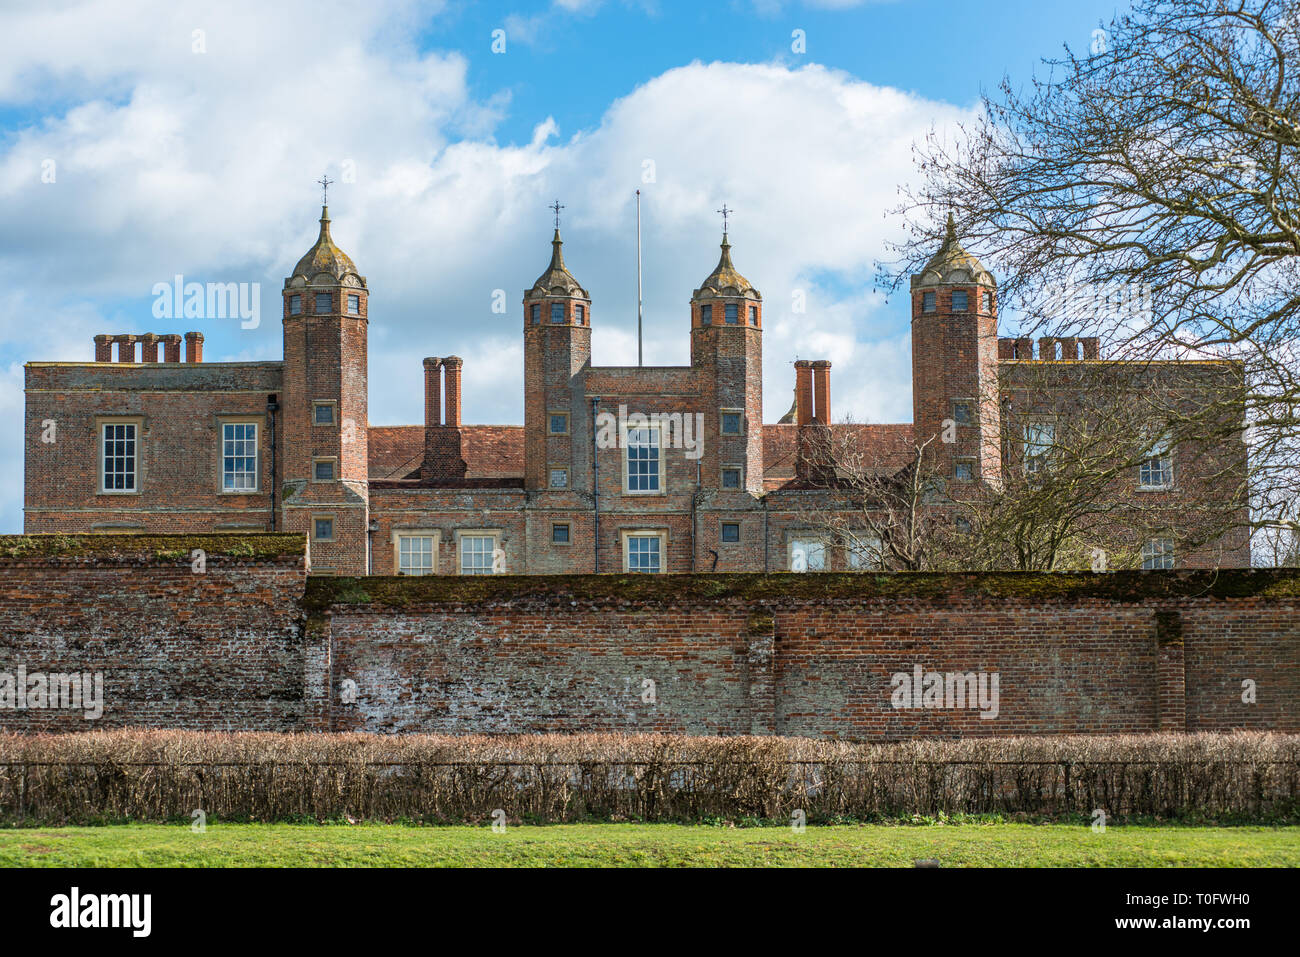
367,425,524,480
761,423,915,490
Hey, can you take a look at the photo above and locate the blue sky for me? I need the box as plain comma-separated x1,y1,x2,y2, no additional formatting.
0,0,1126,532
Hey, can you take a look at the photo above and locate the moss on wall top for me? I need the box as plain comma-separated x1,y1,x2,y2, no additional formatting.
0,533,306,562
304,567,1300,612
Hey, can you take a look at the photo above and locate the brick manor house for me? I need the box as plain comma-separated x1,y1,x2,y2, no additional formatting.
24,205,1250,575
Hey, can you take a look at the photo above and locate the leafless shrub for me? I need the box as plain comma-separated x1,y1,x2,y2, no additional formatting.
0,731,1294,825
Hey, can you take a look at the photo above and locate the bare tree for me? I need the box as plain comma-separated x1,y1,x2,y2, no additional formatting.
884,0,1300,562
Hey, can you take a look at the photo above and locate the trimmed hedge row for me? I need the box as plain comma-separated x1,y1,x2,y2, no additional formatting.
1,730,1296,825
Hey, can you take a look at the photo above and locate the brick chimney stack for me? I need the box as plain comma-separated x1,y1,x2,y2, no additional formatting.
184,331,203,363
140,333,160,363
114,334,137,362
161,334,182,363
443,356,463,428
811,360,831,424
794,360,813,427
94,335,112,362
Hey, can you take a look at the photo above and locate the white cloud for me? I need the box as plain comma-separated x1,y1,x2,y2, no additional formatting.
0,0,975,531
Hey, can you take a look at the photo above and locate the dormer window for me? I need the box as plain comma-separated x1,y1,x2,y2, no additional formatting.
314,293,332,314
922,291,936,313
288,295,302,316
550,303,564,323
951,290,969,312
701,305,712,325
725,303,738,324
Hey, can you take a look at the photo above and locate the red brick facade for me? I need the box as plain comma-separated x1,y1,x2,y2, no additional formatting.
23,207,1250,572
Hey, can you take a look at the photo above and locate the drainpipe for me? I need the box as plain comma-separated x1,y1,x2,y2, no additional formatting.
691,458,700,571
590,395,601,573
762,494,770,573
266,393,279,531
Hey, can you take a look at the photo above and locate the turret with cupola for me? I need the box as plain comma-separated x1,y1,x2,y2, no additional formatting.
910,212,1000,485
690,217,764,495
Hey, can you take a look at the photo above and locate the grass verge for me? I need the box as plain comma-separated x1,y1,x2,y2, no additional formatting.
1,822,1297,867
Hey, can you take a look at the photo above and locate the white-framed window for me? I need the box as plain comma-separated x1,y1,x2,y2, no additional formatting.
457,530,502,575
314,292,332,313
847,534,884,571
312,515,335,542
1023,422,1055,475
788,537,826,571
394,531,439,576
1141,538,1174,570
622,530,666,573
549,467,569,489
221,421,258,491
624,425,662,493
1139,436,1173,489
100,419,140,493
313,401,336,426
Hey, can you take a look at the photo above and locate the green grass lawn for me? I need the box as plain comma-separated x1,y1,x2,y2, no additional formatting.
0,822,1296,867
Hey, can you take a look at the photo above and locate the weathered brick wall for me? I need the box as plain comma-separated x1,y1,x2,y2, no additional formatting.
0,536,1294,737
314,571,1299,738
0,535,308,731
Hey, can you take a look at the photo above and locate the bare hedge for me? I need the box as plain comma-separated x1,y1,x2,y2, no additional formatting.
0,730,1296,825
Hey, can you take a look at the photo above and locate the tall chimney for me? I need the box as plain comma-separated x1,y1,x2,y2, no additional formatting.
184,331,204,363
423,357,443,428
811,360,831,424
140,333,160,363
442,356,463,428
114,334,137,362
794,360,813,427
161,334,183,363
94,335,112,362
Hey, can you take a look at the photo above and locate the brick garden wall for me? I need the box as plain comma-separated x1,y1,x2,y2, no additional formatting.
0,536,1295,737
0,535,308,731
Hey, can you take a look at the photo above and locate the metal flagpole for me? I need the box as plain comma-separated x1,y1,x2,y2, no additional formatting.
636,189,643,367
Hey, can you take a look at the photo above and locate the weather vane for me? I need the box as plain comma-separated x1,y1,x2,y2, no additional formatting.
717,203,732,233
317,174,333,206
550,199,565,230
